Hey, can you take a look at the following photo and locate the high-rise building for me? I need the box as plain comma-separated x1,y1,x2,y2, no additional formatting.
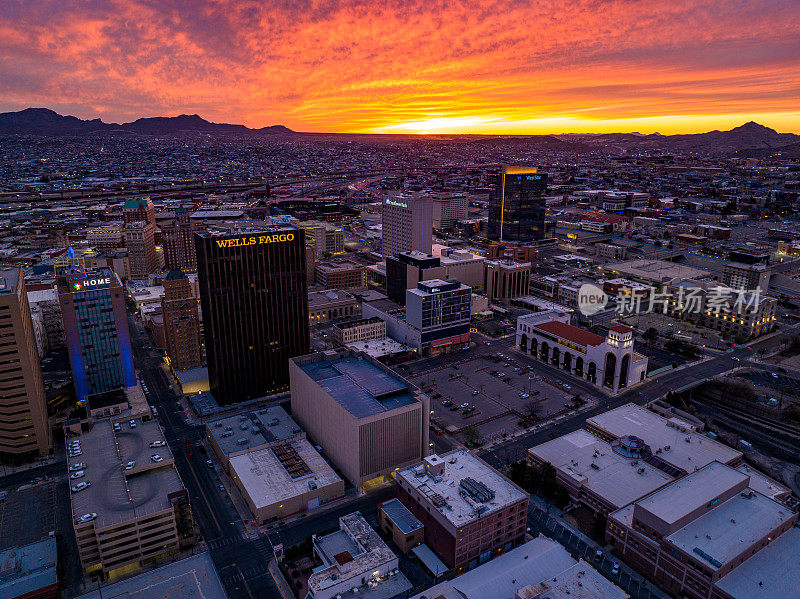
195,226,309,404
161,269,203,371
488,166,547,242
57,267,135,401
122,198,155,226
0,267,50,461
385,252,443,305
405,279,471,346
162,207,198,272
125,220,158,279
381,194,432,257
431,192,468,231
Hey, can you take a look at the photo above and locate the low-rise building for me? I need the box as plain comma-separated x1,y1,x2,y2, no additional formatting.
379,498,424,554
517,318,647,393
205,405,304,471
332,317,386,346
0,538,58,599
607,461,799,599
230,438,344,524
396,450,529,573
409,535,627,599
315,260,367,290
308,289,360,322
307,512,412,599
483,259,531,304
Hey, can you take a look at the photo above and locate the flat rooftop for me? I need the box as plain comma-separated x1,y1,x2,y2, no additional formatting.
75,552,227,599
0,482,56,550
0,537,57,599
381,498,423,534
309,512,400,595
308,289,357,307
397,450,527,527
634,461,747,530
586,403,741,473
299,356,416,418
346,337,414,358
715,527,800,598
529,430,673,509
206,405,303,457
411,536,626,599
603,259,712,283
736,463,791,500
229,439,342,509
67,417,184,530
666,488,794,570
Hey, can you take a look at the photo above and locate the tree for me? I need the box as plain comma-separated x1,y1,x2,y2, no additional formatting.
571,394,584,408
643,327,659,347
462,426,481,444
524,401,540,419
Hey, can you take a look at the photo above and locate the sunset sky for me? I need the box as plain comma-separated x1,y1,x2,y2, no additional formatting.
1,0,799,134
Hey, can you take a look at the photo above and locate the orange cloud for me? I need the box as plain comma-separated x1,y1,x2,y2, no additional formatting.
0,0,799,133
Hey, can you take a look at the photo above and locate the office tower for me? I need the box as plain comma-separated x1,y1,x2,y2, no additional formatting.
0,267,50,460
488,166,548,242
122,198,155,226
381,194,432,256
162,207,198,272
125,220,158,279
195,226,309,404
385,252,443,305
405,278,471,345
57,267,135,401
161,269,202,371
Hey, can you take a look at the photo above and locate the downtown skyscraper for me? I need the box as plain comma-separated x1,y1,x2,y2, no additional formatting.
195,226,309,405
488,166,548,242
57,266,135,401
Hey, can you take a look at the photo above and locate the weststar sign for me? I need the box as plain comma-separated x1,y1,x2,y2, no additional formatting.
214,233,295,248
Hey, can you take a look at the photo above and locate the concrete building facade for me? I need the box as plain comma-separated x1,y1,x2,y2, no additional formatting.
381,195,432,257
290,349,430,489
0,268,50,461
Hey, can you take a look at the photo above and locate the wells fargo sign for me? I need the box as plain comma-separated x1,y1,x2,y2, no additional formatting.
215,233,295,248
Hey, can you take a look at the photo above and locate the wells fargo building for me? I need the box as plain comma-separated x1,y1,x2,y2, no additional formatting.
195,226,309,404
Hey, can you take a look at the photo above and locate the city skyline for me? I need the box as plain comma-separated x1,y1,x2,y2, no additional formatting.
1,1,799,134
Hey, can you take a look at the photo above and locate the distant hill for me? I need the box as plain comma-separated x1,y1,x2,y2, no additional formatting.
559,121,800,155
0,107,293,136
1,108,797,155
738,140,800,159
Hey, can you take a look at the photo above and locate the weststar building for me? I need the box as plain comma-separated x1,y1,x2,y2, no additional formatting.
195,226,309,405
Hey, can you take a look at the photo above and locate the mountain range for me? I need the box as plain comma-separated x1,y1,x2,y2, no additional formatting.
0,108,292,136
1,108,799,155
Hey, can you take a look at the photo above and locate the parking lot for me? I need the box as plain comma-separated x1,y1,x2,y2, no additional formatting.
410,355,576,440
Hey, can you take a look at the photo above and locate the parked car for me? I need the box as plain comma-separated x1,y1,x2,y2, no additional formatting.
71,482,91,493
206,460,214,468
75,513,97,524
113,423,121,431
611,562,620,576
70,470,85,479
69,463,86,472
151,454,163,463
125,460,136,470
594,550,603,562
460,403,470,408
218,484,225,492
149,441,166,448
129,419,137,428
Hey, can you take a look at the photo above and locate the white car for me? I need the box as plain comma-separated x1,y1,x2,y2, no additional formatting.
149,441,166,448
71,481,91,493
70,463,86,472
151,454,163,463
129,420,137,428
125,460,136,470
69,450,82,457
113,423,121,431
70,470,85,479
75,513,97,524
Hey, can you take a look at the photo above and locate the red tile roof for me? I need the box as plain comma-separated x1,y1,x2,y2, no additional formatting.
609,324,633,334
533,321,606,347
